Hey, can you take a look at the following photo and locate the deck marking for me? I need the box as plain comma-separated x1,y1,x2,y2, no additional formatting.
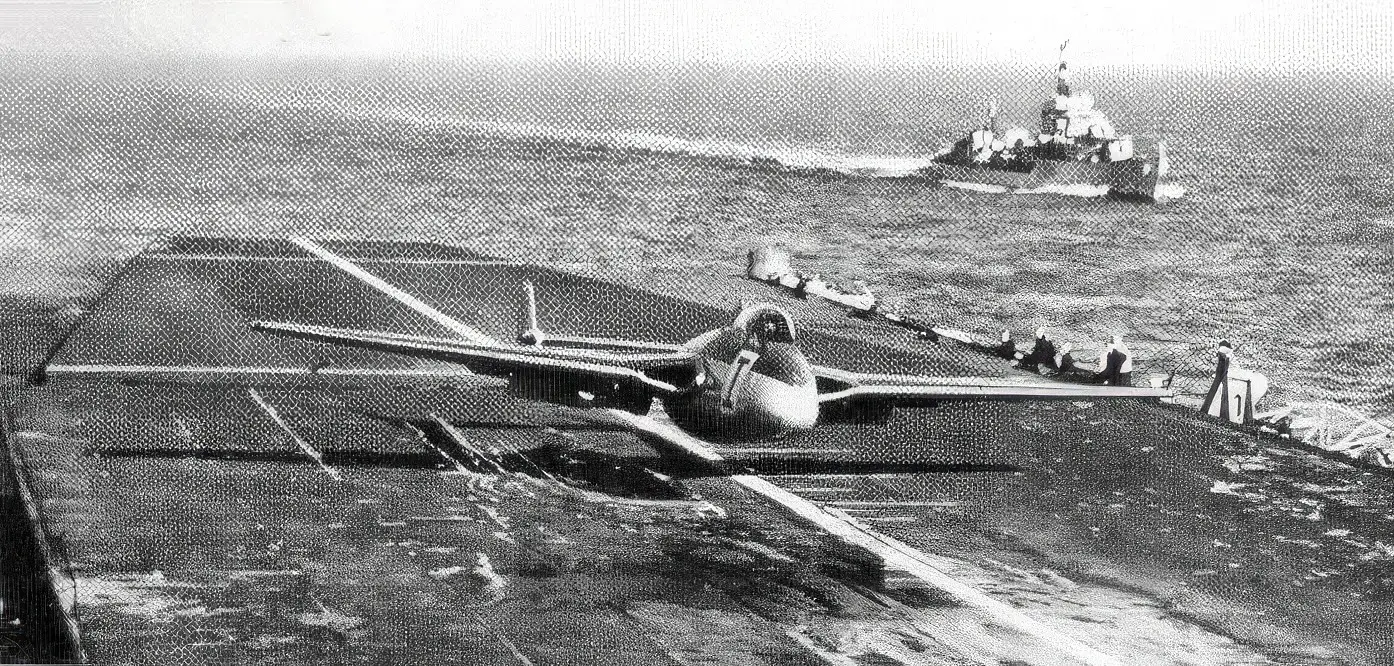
482,427,564,484
403,421,473,475
247,388,341,481
289,236,495,344
731,473,1118,665
143,253,600,269
602,408,1122,666
473,611,535,666
828,500,964,508
431,415,509,475
598,410,724,464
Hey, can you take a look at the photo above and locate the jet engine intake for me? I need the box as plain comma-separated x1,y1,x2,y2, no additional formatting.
817,399,903,424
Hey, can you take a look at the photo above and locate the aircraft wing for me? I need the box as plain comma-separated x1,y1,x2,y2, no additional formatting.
812,365,1170,408
250,320,698,397
33,363,486,388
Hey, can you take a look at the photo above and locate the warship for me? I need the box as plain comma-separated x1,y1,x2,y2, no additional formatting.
920,42,1170,202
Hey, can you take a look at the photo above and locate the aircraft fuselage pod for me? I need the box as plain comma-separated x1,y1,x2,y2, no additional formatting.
660,307,821,440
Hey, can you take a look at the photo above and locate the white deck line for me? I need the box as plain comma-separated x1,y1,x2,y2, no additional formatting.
143,253,536,266
289,236,496,344
431,415,509,475
247,388,342,481
827,500,964,508
403,421,472,475
603,408,1122,666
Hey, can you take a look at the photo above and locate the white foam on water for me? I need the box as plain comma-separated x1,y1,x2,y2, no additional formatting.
355,104,932,177
942,180,1011,194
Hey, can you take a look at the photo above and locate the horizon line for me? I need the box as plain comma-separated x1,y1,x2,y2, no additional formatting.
4,48,1390,78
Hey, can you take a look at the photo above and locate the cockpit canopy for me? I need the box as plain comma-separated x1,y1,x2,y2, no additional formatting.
733,304,796,344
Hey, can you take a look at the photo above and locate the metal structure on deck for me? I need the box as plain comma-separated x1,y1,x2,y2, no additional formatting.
1255,402,1394,467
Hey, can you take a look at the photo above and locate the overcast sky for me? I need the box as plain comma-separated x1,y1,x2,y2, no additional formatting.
1,0,1389,72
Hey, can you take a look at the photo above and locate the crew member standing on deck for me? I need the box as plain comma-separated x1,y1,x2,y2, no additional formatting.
995,329,1017,361
1055,343,1076,374
1200,339,1235,420
1095,334,1134,386
1020,327,1057,371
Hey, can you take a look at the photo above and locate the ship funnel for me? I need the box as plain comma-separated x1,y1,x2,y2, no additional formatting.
1156,140,1169,178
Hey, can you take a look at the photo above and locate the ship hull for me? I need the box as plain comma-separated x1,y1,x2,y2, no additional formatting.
918,157,1166,202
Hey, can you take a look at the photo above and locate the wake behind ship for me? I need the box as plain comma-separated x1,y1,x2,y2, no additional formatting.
920,42,1170,202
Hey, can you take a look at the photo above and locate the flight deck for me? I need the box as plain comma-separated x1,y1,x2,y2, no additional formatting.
3,237,1391,664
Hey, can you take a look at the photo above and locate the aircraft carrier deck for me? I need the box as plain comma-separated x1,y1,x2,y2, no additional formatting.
2,237,1391,664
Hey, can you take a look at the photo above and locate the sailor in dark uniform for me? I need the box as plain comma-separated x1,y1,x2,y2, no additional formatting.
1094,335,1133,386
1200,339,1234,420
791,274,811,299
995,329,1017,361
1055,343,1076,374
1019,327,1057,372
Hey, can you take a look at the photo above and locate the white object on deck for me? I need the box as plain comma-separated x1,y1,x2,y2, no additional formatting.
1205,368,1269,425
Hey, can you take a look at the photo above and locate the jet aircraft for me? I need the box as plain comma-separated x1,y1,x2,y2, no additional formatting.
239,282,1170,441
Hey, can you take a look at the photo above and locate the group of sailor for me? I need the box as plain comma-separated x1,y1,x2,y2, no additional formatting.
996,327,1133,386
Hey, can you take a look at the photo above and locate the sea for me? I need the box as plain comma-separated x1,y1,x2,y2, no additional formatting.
0,53,1390,416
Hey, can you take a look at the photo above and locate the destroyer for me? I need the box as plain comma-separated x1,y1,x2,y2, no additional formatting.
920,41,1170,202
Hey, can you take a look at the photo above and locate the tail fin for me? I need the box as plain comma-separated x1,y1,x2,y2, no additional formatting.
516,281,546,347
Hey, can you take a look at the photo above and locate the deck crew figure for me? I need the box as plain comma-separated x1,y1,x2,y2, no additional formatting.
792,274,811,299
1200,339,1234,420
1095,334,1133,386
1055,343,1076,373
1020,327,1057,371
995,329,1017,361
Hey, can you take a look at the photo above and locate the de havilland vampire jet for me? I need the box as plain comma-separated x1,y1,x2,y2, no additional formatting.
237,282,1170,442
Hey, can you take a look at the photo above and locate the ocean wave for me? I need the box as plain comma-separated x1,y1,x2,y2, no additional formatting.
941,181,1011,194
